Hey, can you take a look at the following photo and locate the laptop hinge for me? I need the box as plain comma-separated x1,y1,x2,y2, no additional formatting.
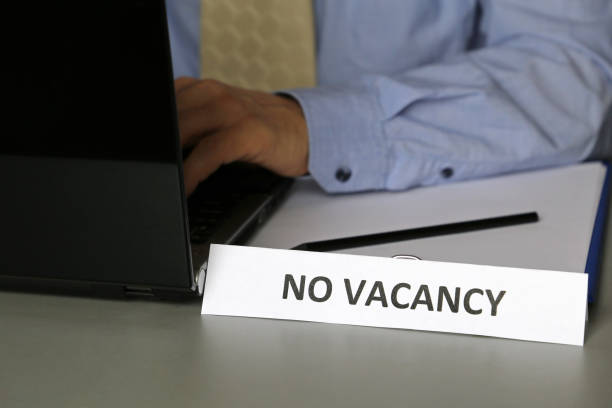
124,285,155,297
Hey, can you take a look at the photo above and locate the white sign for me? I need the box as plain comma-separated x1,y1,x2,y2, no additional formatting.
201,245,588,346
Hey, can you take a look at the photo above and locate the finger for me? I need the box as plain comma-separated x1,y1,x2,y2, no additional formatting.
174,76,199,94
182,126,251,196
178,108,216,148
175,79,229,114
177,100,242,148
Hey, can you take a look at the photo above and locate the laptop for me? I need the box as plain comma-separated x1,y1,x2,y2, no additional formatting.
0,0,292,298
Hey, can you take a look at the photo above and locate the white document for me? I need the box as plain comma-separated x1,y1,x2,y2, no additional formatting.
249,163,607,274
202,245,588,346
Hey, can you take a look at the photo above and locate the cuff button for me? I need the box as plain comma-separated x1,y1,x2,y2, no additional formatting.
441,167,454,179
335,167,352,182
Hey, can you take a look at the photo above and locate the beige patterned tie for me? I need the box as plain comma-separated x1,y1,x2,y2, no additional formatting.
200,0,316,91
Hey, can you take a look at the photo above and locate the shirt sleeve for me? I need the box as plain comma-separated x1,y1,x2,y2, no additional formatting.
286,0,612,193
166,0,201,78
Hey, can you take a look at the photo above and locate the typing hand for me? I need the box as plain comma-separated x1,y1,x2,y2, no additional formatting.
175,77,309,196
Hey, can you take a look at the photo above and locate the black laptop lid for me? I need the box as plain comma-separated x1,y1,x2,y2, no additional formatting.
5,0,177,162
0,1,194,292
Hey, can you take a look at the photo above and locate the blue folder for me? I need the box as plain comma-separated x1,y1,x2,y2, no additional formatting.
586,161,611,303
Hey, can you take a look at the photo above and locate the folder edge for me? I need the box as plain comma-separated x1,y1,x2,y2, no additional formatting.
586,161,611,303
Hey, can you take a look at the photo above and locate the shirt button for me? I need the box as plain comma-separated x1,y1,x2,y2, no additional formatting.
441,167,454,179
335,167,352,182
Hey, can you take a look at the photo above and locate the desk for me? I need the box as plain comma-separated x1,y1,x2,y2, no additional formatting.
2,207,611,407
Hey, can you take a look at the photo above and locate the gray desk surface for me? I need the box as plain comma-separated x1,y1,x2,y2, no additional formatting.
2,210,612,407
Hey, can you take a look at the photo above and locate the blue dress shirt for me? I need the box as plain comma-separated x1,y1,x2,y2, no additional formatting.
166,0,200,78
167,0,612,193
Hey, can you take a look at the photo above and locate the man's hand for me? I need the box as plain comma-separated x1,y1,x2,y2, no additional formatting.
174,77,309,196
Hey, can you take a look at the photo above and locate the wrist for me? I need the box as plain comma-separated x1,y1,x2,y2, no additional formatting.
277,93,309,176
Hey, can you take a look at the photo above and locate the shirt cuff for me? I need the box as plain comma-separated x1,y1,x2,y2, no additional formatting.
282,84,388,193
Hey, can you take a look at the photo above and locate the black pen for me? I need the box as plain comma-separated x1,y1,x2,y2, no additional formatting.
291,212,539,252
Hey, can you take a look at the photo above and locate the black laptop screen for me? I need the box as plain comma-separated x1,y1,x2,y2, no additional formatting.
2,0,179,164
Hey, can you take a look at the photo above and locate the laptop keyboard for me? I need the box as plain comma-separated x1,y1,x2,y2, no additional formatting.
186,163,291,245
188,194,242,244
